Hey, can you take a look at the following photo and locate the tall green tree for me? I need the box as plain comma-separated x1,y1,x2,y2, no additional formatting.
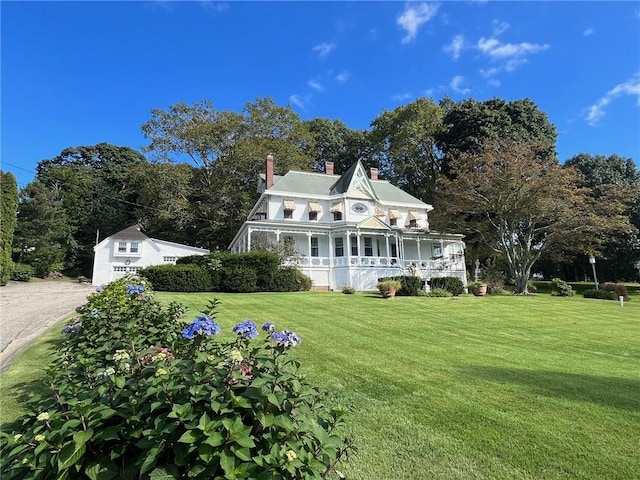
369,98,443,204
142,97,314,249
13,182,76,278
0,171,19,285
303,118,369,174
36,143,146,275
438,139,632,294
564,153,640,281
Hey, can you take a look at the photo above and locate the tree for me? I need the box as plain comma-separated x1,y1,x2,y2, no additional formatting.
35,143,146,275
438,139,631,294
436,98,558,169
0,171,18,285
13,182,76,278
369,98,443,203
303,118,369,174
563,153,640,281
142,97,315,249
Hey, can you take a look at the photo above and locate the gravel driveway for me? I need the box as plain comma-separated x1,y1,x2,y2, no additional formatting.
0,280,94,372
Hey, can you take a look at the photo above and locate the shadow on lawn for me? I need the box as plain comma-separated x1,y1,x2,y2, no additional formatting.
464,366,640,411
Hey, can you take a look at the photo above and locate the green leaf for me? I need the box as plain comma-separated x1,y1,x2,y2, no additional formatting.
203,432,225,447
57,441,87,471
230,445,252,461
198,443,215,463
140,446,161,475
149,466,179,480
84,456,118,480
233,435,255,449
219,449,235,475
177,429,202,443
113,376,126,389
73,428,94,445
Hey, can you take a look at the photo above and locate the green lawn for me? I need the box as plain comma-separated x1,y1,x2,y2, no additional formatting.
2,292,639,479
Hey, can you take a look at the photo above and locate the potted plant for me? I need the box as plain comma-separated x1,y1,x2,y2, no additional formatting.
470,280,488,296
377,279,402,299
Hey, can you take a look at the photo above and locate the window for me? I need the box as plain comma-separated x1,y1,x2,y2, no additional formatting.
310,237,319,257
408,219,417,228
333,211,343,221
130,241,139,253
390,218,397,226
163,256,177,263
364,237,373,257
335,237,344,257
118,242,127,253
350,236,358,256
309,211,318,221
113,266,128,272
284,209,293,219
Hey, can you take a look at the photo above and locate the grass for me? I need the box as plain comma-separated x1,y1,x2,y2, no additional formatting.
2,291,639,479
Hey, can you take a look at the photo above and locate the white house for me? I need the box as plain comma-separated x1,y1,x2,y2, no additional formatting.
229,156,467,291
92,225,209,286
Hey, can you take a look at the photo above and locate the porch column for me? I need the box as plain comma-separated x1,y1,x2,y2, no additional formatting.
328,232,334,289
385,235,390,264
416,238,422,265
247,227,252,252
307,232,313,264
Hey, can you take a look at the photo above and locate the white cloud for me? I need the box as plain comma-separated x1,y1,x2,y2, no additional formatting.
307,79,324,91
487,78,501,88
583,28,594,37
492,19,509,36
200,1,229,13
443,34,464,60
585,73,640,126
480,67,500,78
422,88,435,97
336,71,350,84
397,2,439,44
289,95,306,109
312,42,336,57
392,93,413,101
477,37,549,59
450,75,470,95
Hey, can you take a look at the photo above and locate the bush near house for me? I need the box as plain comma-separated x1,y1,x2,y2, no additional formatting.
139,264,212,292
377,275,423,296
0,276,351,479
163,252,312,293
429,276,465,296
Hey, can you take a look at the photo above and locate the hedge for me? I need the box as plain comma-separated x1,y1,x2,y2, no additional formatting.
429,276,465,296
377,275,423,296
139,264,212,292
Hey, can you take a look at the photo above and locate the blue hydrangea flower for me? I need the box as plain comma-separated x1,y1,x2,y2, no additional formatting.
95,285,104,293
126,284,146,295
261,322,275,332
271,330,302,347
90,309,101,318
181,315,221,339
233,320,258,340
61,324,81,335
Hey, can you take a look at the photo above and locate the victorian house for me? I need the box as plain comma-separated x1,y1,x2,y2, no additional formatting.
229,155,466,291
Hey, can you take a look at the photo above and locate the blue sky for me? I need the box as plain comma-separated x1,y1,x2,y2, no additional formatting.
2,1,639,189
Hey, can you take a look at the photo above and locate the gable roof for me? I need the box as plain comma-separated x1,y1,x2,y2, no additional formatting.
267,162,430,208
111,225,149,241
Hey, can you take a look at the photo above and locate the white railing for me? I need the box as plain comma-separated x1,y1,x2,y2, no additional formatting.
295,256,465,272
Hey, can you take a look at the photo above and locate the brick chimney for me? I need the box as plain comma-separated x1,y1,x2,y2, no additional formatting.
370,167,379,180
325,161,334,175
266,154,274,189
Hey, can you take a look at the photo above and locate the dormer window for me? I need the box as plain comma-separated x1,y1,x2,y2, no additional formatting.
409,219,417,228
283,199,296,220
130,242,139,253
390,218,397,226
330,201,344,222
308,201,321,221
118,242,127,253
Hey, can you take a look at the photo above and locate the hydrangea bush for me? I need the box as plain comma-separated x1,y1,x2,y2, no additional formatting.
0,276,352,479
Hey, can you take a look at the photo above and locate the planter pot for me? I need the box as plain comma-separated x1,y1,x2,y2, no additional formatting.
382,290,397,299
472,284,487,296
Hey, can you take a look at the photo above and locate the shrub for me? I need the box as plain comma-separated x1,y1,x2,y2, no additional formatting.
550,278,575,297
139,264,212,292
219,266,258,293
377,279,402,295
268,267,312,292
429,276,465,296
377,276,423,296
9,263,33,282
428,288,452,297
0,276,352,479
486,279,505,295
599,282,629,301
583,289,617,300
342,285,356,294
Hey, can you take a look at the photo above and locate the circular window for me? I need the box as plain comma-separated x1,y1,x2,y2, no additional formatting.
352,203,368,214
